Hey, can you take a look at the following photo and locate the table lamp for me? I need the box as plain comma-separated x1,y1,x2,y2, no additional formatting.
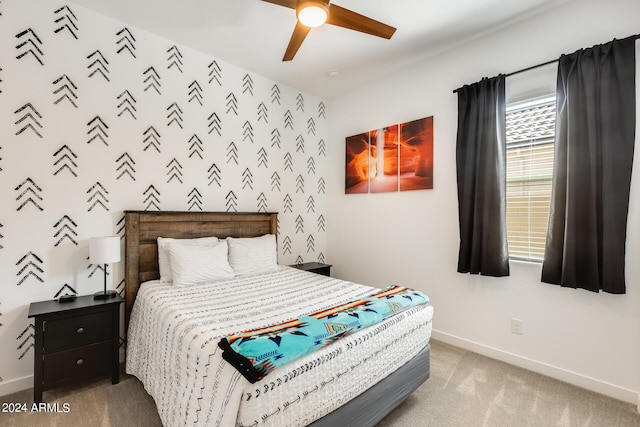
90,236,120,300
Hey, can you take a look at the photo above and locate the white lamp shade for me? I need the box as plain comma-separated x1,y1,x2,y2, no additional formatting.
89,236,121,264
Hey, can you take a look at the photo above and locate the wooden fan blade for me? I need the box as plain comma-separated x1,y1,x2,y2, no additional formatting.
327,4,396,39
283,21,312,61
261,0,296,9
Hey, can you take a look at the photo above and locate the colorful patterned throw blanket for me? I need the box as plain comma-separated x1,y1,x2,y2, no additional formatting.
218,285,429,383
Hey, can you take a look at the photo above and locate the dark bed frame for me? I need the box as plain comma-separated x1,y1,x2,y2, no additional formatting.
123,210,430,427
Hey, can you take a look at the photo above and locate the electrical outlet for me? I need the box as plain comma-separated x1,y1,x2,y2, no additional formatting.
511,318,523,335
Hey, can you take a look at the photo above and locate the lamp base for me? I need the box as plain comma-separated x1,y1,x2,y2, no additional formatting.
94,290,118,300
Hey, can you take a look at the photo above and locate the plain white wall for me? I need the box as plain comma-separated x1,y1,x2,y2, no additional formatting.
326,0,640,405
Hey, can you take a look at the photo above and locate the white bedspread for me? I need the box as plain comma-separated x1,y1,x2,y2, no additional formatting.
126,266,433,427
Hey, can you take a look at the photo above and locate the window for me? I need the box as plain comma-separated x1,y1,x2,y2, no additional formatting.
505,96,556,262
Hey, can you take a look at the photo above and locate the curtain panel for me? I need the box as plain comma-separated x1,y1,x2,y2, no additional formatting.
542,36,637,294
456,75,510,277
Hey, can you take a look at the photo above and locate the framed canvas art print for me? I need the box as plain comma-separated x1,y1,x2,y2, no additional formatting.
345,116,433,194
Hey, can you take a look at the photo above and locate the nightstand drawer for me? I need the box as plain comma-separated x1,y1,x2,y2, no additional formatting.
43,341,111,386
308,266,331,276
43,310,112,353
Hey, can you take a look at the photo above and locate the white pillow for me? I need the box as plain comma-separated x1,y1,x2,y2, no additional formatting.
167,240,234,286
227,234,278,276
157,236,219,283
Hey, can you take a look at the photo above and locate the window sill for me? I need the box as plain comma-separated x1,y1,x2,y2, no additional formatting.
509,258,542,266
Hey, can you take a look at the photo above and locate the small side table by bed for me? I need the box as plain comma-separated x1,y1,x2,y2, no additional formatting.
27,294,124,403
289,262,332,277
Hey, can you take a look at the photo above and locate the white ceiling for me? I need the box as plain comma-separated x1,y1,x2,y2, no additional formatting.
70,0,567,98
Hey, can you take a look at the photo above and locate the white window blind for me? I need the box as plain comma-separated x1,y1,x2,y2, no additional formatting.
505,97,556,262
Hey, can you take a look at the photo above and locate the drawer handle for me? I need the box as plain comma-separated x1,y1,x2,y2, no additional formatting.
76,327,84,334
76,359,84,366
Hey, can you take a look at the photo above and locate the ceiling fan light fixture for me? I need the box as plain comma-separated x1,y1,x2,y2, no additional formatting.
297,0,329,28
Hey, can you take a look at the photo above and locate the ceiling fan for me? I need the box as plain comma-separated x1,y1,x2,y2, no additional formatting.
262,0,397,61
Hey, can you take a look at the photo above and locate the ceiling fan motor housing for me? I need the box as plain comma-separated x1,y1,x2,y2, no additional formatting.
297,0,330,27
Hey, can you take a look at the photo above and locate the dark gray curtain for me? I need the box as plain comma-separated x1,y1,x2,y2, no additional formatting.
456,75,509,277
542,36,637,294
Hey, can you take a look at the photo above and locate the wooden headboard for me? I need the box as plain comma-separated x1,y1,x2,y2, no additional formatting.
124,211,277,322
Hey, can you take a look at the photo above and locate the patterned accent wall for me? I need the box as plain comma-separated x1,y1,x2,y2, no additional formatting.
0,0,327,389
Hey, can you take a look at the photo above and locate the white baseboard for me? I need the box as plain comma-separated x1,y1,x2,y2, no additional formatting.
431,330,639,407
0,375,33,397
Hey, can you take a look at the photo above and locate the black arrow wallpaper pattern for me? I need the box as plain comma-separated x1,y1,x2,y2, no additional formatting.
167,102,183,128
86,182,110,211
143,66,161,95
14,103,43,138
208,61,222,86
0,0,327,385
15,28,44,66
15,178,44,211
53,145,79,177
16,324,35,360
53,215,78,246
188,80,203,105
87,115,109,145
167,45,183,72
16,252,44,285
117,90,137,119
53,74,78,108
143,185,161,210
87,50,109,81
54,6,78,40
115,153,136,180
143,125,161,152
116,28,136,58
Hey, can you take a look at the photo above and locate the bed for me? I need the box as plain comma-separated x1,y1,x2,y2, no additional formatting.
124,211,433,427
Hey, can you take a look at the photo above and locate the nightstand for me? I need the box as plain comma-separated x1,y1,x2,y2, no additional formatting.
28,294,124,403
289,262,332,276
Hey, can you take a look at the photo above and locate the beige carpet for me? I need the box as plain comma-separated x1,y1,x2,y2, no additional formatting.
1,340,638,426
